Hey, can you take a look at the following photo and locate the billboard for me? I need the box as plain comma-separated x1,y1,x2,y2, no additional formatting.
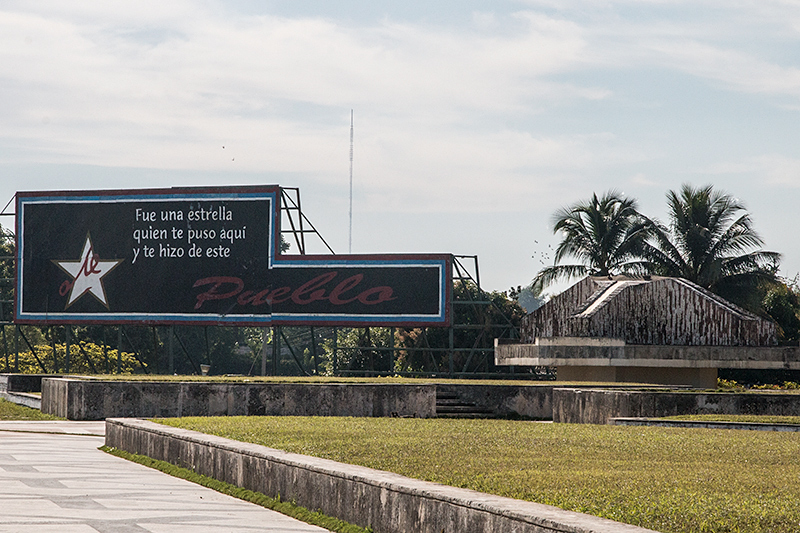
15,186,451,326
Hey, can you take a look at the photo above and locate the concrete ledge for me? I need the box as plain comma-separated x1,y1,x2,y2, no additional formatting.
611,417,800,432
43,379,436,420
105,418,657,533
555,388,800,424
0,374,62,393
556,366,718,389
0,391,41,410
41,378,666,421
495,343,800,369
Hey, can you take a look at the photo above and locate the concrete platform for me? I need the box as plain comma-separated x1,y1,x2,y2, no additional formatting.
0,421,327,532
41,379,436,420
552,387,800,424
496,339,800,389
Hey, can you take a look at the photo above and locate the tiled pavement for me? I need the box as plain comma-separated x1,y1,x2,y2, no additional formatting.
0,421,328,532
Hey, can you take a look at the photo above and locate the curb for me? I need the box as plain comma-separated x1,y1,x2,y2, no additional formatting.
611,417,800,432
0,391,42,410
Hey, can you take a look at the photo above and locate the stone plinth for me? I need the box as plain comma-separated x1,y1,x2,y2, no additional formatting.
496,338,800,388
554,388,800,424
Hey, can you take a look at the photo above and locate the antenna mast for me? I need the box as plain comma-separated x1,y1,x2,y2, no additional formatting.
348,109,354,254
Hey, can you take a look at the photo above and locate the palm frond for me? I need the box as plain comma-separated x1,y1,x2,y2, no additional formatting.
530,264,590,293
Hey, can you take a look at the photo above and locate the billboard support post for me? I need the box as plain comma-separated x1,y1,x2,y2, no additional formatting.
449,327,454,376
51,327,58,373
333,327,338,375
261,327,268,377
272,326,279,375
117,326,122,374
102,326,108,373
168,325,174,374
310,326,319,375
65,325,70,373
389,327,395,374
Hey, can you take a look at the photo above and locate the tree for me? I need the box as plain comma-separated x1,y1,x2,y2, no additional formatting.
322,327,395,375
318,282,525,376
396,282,524,374
0,223,13,311
531,191,649,292
641,184,780,309
509,284,546,313
763,277,800,345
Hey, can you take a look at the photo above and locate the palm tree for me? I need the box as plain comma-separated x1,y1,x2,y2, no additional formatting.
531,191,650,292
641,184,780,308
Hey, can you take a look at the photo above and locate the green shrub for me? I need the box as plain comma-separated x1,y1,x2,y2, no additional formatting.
3,342,140,374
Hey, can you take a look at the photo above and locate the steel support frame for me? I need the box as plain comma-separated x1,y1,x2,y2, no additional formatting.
0,189,521,378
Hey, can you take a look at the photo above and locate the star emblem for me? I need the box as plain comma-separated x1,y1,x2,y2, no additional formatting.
54,233,123,309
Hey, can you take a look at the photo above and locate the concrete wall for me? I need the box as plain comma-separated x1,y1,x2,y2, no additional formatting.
611,417,800,432
495,343,800,370
554,388,800,424
42,379,678,421
436,383,552,419
0,391,42,409
557,366,718,389
42,379,436,420
0,374,61,393
42,378,73,418
105,418,656,533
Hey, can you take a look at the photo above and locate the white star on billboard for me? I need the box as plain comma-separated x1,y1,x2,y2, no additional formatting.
55,234,122,308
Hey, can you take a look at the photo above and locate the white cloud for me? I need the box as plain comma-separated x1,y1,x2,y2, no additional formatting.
641,39,800,98
0,1,798,215
0,5,594,120
0,2,616,213
512,1,800,102
2,1,800,288
700,153,800,187
629,173,660,187
756,155,800,186
567,1,800,100
741,154,800,187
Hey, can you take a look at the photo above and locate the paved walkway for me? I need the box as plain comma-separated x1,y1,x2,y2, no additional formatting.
0,421,328,532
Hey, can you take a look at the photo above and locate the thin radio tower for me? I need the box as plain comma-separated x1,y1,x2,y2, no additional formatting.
348,109,354,254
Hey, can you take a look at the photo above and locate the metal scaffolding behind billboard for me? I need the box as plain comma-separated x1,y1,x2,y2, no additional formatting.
0,187,522,377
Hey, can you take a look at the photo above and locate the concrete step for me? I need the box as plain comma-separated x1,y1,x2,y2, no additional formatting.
435,388,495,418
435,392,459,400
436,398,475,406
436,412,495,419
436,404,494,414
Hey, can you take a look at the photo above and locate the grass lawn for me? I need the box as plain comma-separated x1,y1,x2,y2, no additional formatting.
0,398,61,420
156,416,800,533
663,414,800,425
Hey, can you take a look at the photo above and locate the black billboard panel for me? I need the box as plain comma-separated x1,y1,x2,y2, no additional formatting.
15,186,451,326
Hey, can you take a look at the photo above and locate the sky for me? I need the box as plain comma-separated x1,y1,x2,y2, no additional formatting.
1,1,799,294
